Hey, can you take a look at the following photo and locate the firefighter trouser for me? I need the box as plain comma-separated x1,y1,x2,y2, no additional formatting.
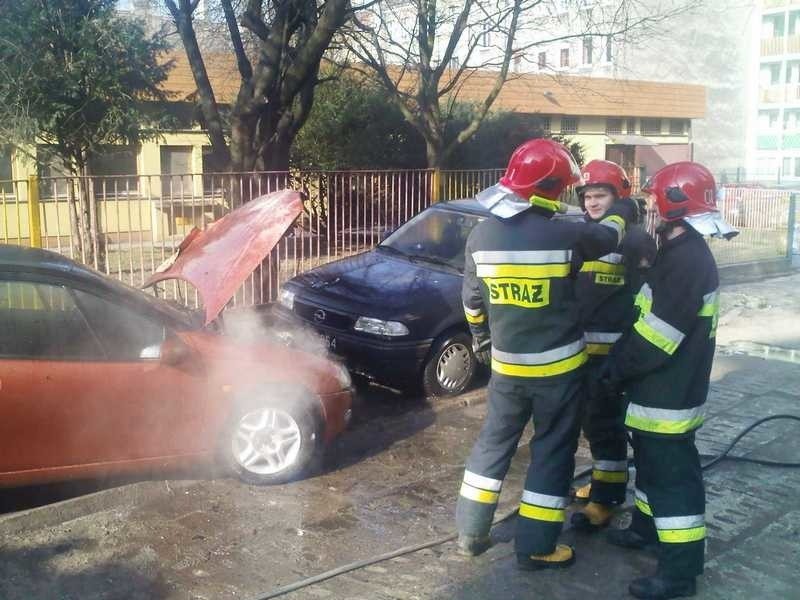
455,375,583,556
629,431,705,578
582,358,629,504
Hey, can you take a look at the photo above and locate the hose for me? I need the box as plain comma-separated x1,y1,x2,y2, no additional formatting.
251,416,799,600
699,414,800,470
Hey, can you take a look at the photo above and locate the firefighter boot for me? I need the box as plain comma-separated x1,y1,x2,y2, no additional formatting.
606,527,656,551
570,501,615,531
456,533,491,556
516,544,575,571
629,574,697,599
573,482,591,502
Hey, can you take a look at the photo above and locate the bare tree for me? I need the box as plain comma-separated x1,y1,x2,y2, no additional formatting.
343,0,697,168
164,0,356,173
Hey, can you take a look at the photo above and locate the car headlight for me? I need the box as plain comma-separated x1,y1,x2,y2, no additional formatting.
279,288,295,310
353,316,409,337
332,361,352,389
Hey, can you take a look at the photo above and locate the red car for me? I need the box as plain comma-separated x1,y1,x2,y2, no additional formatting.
0,190,352,486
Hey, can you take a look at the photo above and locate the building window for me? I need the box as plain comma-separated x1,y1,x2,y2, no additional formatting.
479,23,493,47
626,118,637,134
785,109,800,130
762,14,785,38
161,146,194,198
37,147,72,200
795,157,800,177
787,61,800,84
641,118,662,136
790,11,800,35
538,52,547,70
89,146,139,196
759,109,779,130
669,119,687,135
582,37,593,65
512,55,521,73
761,63,781,86
537,116,552,134
560,48,569,68
606,35,613,62
0,147,13,195
606,118,623,135
561,116,579,134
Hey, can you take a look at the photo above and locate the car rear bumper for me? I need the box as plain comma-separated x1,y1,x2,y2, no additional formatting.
273,306,433,389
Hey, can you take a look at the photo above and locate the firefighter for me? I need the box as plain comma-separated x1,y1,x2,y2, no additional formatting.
570,160,644,531
600,162,737,599
456,139,637,569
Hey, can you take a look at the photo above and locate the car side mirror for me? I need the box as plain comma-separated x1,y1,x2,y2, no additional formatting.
159,335,193,366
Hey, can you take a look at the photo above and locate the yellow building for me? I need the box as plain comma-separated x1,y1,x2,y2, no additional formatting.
1,52,706,244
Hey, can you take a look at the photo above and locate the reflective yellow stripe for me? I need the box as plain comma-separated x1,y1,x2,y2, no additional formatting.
465,312,485,324
529,194,562,212
634,318,680,355
580,261,626,275
519,503,565,522
593,469,627,483
634,284,653,314
698,291,719,338
625,413,704,435
477,263,571,278
635,497,653,516
602,214,626,231
459,482,500,504
586,342,612,356
492,349,587,378
657,526,706,543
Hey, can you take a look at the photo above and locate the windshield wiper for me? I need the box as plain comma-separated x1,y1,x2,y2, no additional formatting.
407,254,460,271
377,244,410,258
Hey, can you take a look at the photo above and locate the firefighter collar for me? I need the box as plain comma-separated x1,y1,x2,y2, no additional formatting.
476,184,562,219
683,212,739,240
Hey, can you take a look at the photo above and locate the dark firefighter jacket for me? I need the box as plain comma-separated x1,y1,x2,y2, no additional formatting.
609,227,719,437
576,216,643,358
462,203,632,382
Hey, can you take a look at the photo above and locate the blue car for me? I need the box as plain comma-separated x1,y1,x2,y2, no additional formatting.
274,199,489,397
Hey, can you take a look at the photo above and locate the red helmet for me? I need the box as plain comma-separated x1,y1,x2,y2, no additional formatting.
577,160,631,199
643,162,718,222
499,139,582,201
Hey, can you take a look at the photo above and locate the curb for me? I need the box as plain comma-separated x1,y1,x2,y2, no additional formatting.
0,478,196,536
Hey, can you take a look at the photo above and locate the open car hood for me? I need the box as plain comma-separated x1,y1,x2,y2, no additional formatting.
144,189,303,325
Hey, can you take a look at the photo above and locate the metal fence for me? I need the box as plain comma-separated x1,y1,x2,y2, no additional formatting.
1,170,796,308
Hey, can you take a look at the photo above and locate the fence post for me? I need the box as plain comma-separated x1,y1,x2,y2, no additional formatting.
788,193,797,260
431,167,442,203
27,175,42,248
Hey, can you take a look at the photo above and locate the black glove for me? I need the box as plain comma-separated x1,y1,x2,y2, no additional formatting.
607,196,639,227
472,333,491,366
588,359,622,401
621,227,657,270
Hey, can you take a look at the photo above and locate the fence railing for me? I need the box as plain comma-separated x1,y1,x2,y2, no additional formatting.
1,170,796,308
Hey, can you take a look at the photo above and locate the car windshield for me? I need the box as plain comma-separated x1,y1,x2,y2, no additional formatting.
379,208,483,271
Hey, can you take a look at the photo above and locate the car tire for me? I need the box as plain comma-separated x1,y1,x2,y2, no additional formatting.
422,331,477,398
223,386,323,485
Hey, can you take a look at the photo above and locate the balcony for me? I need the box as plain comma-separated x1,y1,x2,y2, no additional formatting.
783,133,800,148
758,134,780,150
759,85,785,103
762,36,785,56
788,35,800,53
764,0,800,8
